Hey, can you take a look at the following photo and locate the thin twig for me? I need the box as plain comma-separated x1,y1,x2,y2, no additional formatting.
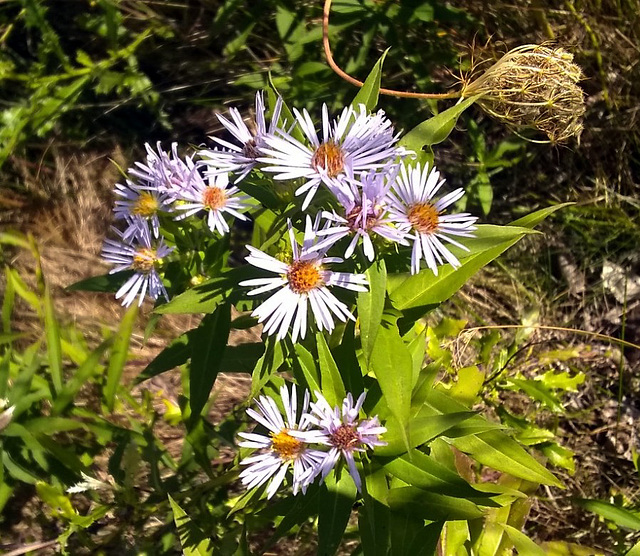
322,0,460,100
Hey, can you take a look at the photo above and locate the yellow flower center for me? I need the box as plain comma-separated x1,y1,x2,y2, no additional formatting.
287,260,323,294
311,140,345,178
407,202,440,234
132,248,158,273
330,424,359,451
271,429,303,461
132,192,159,217
202,187,227,210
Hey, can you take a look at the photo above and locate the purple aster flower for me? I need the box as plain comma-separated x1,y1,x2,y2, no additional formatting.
172,162,251,236
313,168,408,261
128,142,193,198
113,179,173,239
387,162,478,275
101,222,173,307
258,103,407,210
293,391,386,491
239,216,368,341
238,384,325,499
199,92,283,182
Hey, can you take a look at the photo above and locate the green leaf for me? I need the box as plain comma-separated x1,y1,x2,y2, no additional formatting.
66,271,133,293
189,304,231,418
168,494,213,556
359,466,390,556
388,224,535,312
251,337,284,397
316,332,346,406
509,202,572,228
357,259,387,366
399,96,479,154
451,430,562,487
291,342,321,393
370,315,412,429
53,339,111,414
572,499,640,531
351,50,388,112
104,303,138,411
499,524,546,555
155,266,254,314
381,449,487,498
507,377,564,413
43,285,62,394
136,329,194,383
317,472,357,556
376,412,477,457
388,486,483,520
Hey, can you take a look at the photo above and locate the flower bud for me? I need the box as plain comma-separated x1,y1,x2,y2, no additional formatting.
463,45,586,143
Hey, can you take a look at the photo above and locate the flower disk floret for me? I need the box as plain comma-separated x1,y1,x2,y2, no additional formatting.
240,216,368,341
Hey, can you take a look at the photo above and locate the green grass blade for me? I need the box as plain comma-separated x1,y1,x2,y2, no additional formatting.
104,304,138,411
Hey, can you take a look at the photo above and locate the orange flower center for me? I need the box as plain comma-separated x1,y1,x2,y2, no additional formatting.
202,187,227,210
407,203,440,234
271,429,304,461
311,141,345,178
132,248,158,273
330,424,360,451
346,203,382,231
287,260,323,294
132,192,159,217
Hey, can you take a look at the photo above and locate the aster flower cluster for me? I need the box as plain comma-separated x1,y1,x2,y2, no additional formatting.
100,91,478,341
238,385,385,498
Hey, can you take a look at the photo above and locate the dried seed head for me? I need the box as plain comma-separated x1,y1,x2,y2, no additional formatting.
463,45,586,144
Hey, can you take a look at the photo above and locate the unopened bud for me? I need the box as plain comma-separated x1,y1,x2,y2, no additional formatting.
463,45,586,143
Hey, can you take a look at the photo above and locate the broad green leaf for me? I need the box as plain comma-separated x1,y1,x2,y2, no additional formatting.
626,540,640,556
449,366,485,407
376,412,477,457
43,285,62,394
370,315,412,430
317,472,357,556
357,259,387,366
539,442,575,474
66,270,133,293
451,430,562,487
405,522,443,556
381,449,487,499
442,521,470,556
388,224,534,311
352,50,388,111
291,342,321,393
316,332,345,406
572,499,640,530
387,486,483,521
168,494,213,556
104,303,138,411
189,304,231,418
398,96,479,155
499,524,545,556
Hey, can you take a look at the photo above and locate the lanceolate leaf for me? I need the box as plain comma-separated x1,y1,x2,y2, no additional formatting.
359,466,390,556
43,285,62,394
105,303,138,412
136,329,195,383
317,472,358,556
189,304,231,418
357,259,387,367
290,342,321,394
451,430,562,487
316,332,345,406
351,50,388,111
168,494,213,556
572,499,640,531
370,315,412,428
388,487,483,521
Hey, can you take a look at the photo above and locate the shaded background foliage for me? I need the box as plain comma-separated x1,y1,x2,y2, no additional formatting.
1,0,640,553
